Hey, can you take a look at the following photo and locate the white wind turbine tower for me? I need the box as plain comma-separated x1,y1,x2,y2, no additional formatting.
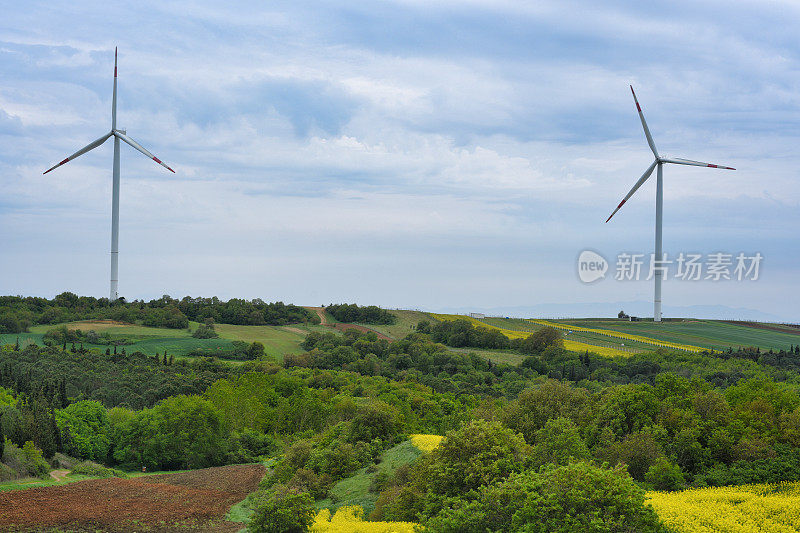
44,48,175,301
605,86,735,323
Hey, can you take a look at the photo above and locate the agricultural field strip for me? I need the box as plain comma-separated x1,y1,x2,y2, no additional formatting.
647,482,800,533
526,319,706,352
557,319,800,351
431,314,631,357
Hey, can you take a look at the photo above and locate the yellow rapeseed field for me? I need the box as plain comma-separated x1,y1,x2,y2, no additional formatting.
409,434,443,453
647,482,800,532
312,506,417,533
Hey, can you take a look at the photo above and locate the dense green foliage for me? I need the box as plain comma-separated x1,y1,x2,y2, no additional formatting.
247,488,316,533
326,304,396,325
0,293,317,333
424,462,666,533
2,297,800,530
430,319,511,349
56,400,111,462
0,344,235,409
296,330,530,396
428,319,562,354
372,421,665,532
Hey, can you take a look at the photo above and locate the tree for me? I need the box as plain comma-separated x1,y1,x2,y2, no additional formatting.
645,457,685,491
411,419,528,517
248,341,265,359
55,400,111,462
247,488,315,533
516,326,563,355
503,380,592,443
424,462,666,533
113,395,225,470
530,417,590,468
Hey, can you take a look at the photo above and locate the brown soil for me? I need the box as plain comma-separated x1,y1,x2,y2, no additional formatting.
0,463,265,532
65,320,134,331
723,321,800,335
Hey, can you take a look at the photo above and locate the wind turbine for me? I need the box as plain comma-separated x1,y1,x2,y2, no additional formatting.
44,48,175,301
605,86,734,322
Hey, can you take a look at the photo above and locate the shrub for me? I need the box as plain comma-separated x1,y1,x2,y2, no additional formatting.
225,429,277,464
2,440,50,478
192,324,219,339
71,460,127,478
645,457,686,491
0,461,17,481
247,488,316,533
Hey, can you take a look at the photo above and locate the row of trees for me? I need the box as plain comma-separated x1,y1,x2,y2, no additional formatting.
326,304,396,325
423,318,563,355
0,293,318,333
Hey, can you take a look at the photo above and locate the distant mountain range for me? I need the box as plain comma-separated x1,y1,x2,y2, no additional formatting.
430,301,793,324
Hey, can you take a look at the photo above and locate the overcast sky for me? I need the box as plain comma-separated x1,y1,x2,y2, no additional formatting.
1,1,798,321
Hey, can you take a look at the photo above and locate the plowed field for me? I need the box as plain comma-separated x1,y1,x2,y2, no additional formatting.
0,463,265,532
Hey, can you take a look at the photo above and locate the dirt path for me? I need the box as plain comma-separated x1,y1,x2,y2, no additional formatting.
307,307,330,325
334,323,392,341
281,326,305,335
49,469,69,482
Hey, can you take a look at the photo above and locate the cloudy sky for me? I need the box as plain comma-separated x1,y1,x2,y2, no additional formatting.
1,1,798,321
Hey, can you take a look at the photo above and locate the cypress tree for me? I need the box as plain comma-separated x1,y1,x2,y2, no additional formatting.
58,381,67,409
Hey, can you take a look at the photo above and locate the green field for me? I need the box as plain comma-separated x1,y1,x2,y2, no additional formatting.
213,323,332,360
2,320,333,361
358,309,436,340
551,319,800,351
466,316,800,352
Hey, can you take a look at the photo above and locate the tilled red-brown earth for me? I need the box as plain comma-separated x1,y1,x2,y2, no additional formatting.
0,463,265,532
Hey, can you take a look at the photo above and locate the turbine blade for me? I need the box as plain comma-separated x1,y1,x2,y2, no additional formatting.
43,132,113,174
661,157,735,170
115,131,175,172
605,160,658,223
630,85,659,158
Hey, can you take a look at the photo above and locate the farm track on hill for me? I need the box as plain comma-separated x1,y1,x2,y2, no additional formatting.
307,307,393,341
0,463,265,532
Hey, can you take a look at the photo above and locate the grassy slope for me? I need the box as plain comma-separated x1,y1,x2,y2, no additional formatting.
361,310,436,340
7,322,236,357
316,440,423,517
0,474,98,493
6,320,333,361
213,323,331,361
